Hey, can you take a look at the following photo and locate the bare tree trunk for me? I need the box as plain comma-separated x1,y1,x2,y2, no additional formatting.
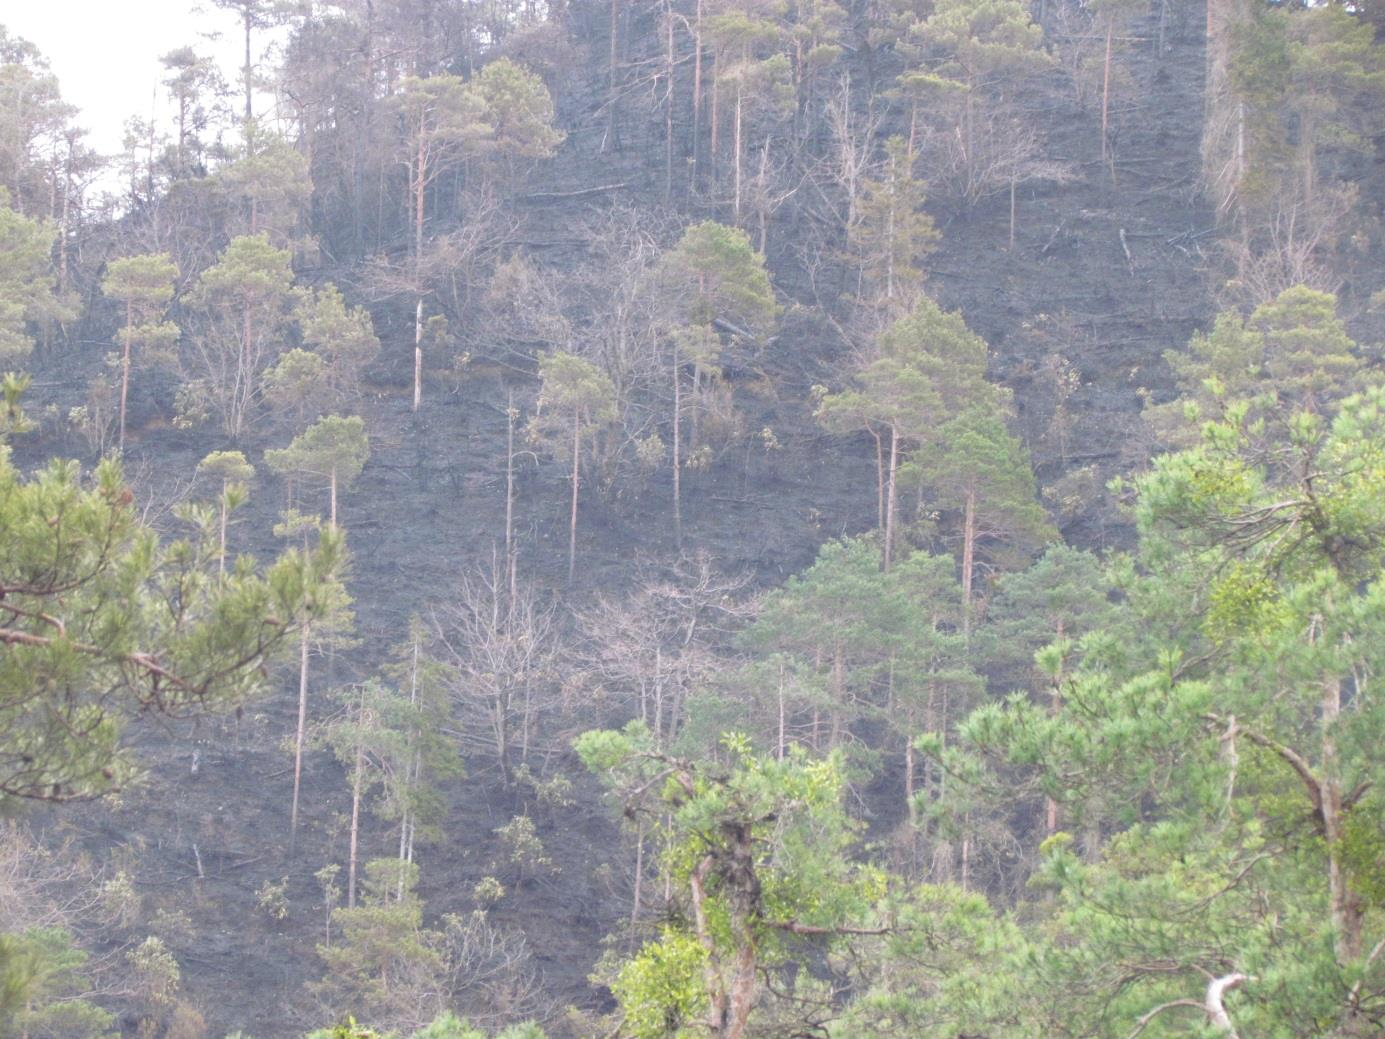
496,688,511,783
237,292,255,440
329,465,338,530
1009,172,1017,250
118,301,133,452
871,428,884,531
961,488,976,643
777,658,786,761
505,388,517,599
831,642,844,747
58,137,71,291
289,621,310,855
691,0,704,189
1046,622,1064,834
347,686,367,908
1205,973,1248,1038
397,634,422,897
673,348,683,548
629,817,646,946
413,117,427,412
665,0,675,202
568,408,581,584
1322,673,1362,962
607,0,622,149
1101,19,1113,166
883,424,899,571
242,9,254,124
733,81,743,221
413,297,424,412
218,478,230,576
960,818,971,892
710,52,720,186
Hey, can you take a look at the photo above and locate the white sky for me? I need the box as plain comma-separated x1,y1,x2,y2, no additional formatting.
4,2,275,160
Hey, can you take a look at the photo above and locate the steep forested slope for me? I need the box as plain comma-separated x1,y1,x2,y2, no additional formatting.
3,0,1385,1035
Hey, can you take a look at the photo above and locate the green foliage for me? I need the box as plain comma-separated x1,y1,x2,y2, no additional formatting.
315,859,446,1031
188,233,298,437
393,74,491,188
910,0,1049,88
660,221,778,340
0,928,114,1038
256,877,291,920
610,929,708,1039
294,283,380,406
472,59,564,164
409,1012,486,1039
851,135,939,305
0,444,340,803
983,544,1113,686
532,353,618,443
912,405,1053,572
1228,2,1385,216
581,727,885,1038
0,193,70,363
220,126,312,240
101,253,179,365
922,378,1385,1035
263,347,333,428
818,294,989,439
265,414,369,521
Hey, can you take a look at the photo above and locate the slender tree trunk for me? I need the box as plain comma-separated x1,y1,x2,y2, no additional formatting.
777,658,786,761
413,297,424,412
710,52,720,185
1046,622,1064,835
691,0,704,189
398,633,422,896
871,428,884,531
673,347,683,548
905,723,917,826
242,10,254,124
1101,19,1113,165
238,294,255,440
733,81,743,221
58,138,71,291
961,820,971,892
118,301,133,452
1009,172,1017,250
883,424,899,571
654,647,665,748
568,408,581,584
347,687,367,908
607,0,621,149
329,465,338,530
218,478,230,576
413,120,427,412
629,818,646,946
505,388,516,597
665,0,675,202
961,488,976,643
831,642,844,746
289,620,311,855
1322,673,1362,962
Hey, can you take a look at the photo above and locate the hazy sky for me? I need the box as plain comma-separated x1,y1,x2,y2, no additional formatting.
5,2,263,159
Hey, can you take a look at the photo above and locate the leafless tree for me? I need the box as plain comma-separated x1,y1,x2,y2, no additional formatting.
431,562,562,782
440,910,555,1027
574,552,756,747
0,821,110,935
1221,185,1353,308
